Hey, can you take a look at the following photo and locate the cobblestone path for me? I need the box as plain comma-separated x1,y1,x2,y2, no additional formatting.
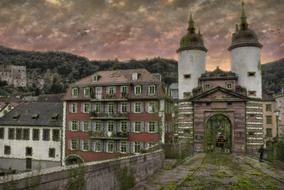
133,153,284,190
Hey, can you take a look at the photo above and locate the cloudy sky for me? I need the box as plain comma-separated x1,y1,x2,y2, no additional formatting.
0,0,283,70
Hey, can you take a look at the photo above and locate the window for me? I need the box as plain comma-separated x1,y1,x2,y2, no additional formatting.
4,145,11,155
23,129,30,140
266,128,272,137
26,147,32,156
107,141,114,152
149,122,156,133
266,104,272,112
0,128,4,139
184,74,191,79
134,85,142,95
120,141,127,153
134,122,141,132
93,74,100,82
108,103,115,113
43,129,50,141
248,72,256,77
266,115,272,124
70,139,78,150
94,141,102,152
121,86,128,95
148,102,156,113
121,121,127,132
148,85,156,96
82,103,91,113
71,87,79,97
134,142,141,153
226,83,232,89
132,73,139,80
82,121,90,132
70,121,79,131
248,91,256,96
108,121,114,132
16,128,22,140
94,103,101,112
95,121,101,132
52,129,60,141
69,103,77,113
95,87,102,99
81,140,89,151
248,131,254,136
8,128,15,140
83,87,90,97
121,102,128,113
49,148,55,158
205,84,210,89
107,86,115,95
33,129,39,141
134,102,142,113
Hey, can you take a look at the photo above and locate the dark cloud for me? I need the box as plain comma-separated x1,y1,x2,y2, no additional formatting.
0,0,283,70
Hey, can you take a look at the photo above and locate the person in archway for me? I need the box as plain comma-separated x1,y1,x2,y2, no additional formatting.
217,134,225,151
258,145,265,162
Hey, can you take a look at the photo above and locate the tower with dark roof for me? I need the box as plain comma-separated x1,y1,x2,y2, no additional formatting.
229,1,263,99
177,12,207,99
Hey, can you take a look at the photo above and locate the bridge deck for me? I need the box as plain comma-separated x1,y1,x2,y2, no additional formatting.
133,153,284,190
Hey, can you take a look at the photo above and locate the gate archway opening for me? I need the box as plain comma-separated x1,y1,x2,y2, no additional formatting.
204,114,232,153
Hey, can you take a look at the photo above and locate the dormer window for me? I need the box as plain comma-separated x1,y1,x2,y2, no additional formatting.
13,113,21,119
71,87,79,97
248,72,256,77
32,114,40,120
184,74,191,79
93,74,100,82
132,73,140,81
83,87,90,97
51,113,59,120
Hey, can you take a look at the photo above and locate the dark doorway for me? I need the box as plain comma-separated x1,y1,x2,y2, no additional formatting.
26,158,32,170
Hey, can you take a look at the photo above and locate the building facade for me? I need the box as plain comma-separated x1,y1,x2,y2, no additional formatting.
0,65,27,87
177,3,264,154
63,69,173,164
0,102,63,171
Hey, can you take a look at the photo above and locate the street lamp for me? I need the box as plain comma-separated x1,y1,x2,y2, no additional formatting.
274,110,280,142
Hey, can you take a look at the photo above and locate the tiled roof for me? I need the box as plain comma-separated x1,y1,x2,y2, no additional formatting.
0,102,63,127
72,69,161,87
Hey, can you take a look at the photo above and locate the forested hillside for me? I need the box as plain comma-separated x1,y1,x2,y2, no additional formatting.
0,45,283,96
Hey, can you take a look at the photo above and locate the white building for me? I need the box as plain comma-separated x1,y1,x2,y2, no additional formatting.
0,65,27,87
0,102,63,171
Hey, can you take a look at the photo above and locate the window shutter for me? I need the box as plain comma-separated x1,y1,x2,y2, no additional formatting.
69,121,72,131
69,140,72,150
145,122,149,132
80,140,84,150
80,121,84,131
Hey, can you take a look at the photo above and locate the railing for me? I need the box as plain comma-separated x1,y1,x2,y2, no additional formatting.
91,93,129,101
89,131,129,139
89,111,128,119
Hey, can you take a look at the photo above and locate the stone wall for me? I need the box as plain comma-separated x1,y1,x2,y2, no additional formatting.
0,150,164,190
177,101,194,143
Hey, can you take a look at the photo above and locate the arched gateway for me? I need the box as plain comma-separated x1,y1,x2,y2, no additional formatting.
204,114,232,152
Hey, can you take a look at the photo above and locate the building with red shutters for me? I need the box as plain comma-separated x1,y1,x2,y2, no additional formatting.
63,69,173,164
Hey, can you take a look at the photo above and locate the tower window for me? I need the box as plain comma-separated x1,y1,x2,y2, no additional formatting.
248,91,256,96
248,72,256,77
205,84,210,89
184,74,191,79
226,83,232,89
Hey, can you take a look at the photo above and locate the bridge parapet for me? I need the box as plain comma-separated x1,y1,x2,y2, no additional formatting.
0,150,164,190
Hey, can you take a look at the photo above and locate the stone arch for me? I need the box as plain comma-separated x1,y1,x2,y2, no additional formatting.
65,154,84,165
204,113,232,152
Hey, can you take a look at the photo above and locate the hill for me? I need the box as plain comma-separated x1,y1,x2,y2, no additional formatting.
0,45,283,95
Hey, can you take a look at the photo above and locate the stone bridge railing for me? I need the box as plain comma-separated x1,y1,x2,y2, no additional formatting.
0,150,164,190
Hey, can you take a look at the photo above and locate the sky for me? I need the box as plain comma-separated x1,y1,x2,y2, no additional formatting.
0,0,283,70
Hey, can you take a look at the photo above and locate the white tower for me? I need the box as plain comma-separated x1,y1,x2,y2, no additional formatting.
229,2,263,99
177,13,207,100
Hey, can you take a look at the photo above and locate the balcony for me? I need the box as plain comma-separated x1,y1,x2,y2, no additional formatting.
89,111,128,119
89,131,128,140
91,93,129,101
